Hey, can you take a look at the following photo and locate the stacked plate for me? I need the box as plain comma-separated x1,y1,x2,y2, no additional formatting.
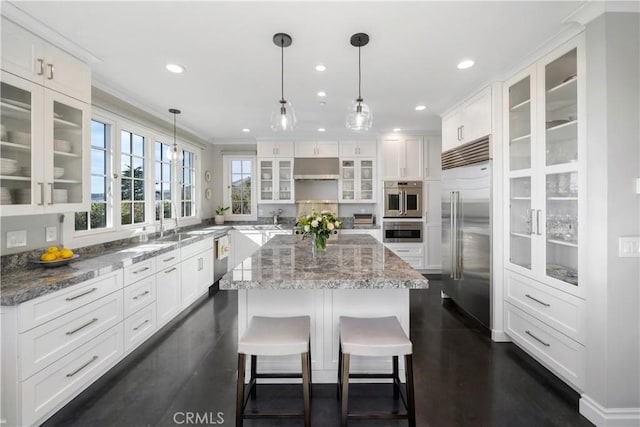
0,158,18,175
53,189,68,203
54,139,72,153
54,167,64,179
15,189,31,204
0,187,11,204
7,131,30,146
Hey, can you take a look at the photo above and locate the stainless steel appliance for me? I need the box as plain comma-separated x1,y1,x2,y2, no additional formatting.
293,158,339,180
382,221,423,243
441,138,491,329
383,181,423,218
210,234,229,295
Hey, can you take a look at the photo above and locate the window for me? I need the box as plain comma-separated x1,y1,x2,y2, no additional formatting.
181,149,196,217
75,120,111,231
121,130,146,225
155,141,173,221
223,155,256,220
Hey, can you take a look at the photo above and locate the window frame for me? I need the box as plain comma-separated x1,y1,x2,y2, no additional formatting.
223,154,257,221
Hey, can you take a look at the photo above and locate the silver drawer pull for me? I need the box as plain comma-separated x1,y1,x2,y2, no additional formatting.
133,290,150,300
65,287,97,301
133,266,150,274
162,256,175,262
66,318,98,335
66,355,98,377
525,330,550,347
164,267,177,273
133,319,150,331
525,294,550,307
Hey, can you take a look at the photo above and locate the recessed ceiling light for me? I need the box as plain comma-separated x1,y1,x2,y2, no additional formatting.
242,128,251,133
317,128,326,132
415,105,427,111
319,101,327,106
166,63,185,73
315,64,326,72
457,59,475,69
393,128,401,132
317,91,327,97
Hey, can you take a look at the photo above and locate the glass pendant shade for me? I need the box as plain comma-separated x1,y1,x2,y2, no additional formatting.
167,108,182,160
346,99,372,131
270,100,296,132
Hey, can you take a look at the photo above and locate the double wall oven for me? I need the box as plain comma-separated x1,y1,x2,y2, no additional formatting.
383,181,424,243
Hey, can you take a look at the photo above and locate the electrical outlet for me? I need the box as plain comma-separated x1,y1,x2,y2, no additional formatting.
45,226,57,242
619,236,640,258
7,230,27,248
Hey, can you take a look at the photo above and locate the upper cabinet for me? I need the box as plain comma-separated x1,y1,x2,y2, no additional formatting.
294,140,338,158
504,37,584,298
381,136,423,179
1,18,90,103
257,141,294,158
257,158,294,204
339,140,376,158
441,86,492,152
339,158,375,203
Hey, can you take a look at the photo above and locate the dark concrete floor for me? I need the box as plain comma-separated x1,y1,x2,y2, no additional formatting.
43,281,593,427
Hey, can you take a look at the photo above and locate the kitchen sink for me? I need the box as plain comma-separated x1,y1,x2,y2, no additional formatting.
152,233,196,242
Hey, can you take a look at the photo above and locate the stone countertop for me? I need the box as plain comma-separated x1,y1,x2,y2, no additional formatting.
219,234,428,290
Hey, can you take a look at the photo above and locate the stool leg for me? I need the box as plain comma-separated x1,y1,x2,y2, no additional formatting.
392,355,399,400
235,353,246,427
250,355,257,399
307,340,313,399
337,342,342,399
405,354,416,427
340,353,350,427
301,352,311,427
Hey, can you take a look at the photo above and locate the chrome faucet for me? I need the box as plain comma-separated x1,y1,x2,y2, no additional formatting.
156,200,165,237
172,200,180,234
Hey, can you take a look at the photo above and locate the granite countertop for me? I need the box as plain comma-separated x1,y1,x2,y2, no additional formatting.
219,234,428,290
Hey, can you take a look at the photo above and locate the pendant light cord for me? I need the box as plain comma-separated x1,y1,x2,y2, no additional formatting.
281,37,285,102
358,42,362,100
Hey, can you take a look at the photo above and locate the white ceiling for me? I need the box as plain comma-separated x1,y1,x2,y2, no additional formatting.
8,1,588,143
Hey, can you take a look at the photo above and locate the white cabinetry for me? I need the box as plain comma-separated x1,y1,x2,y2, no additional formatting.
1,18,91,103
381,136,423,179
441,86,492,152
339,140,376,157
258,158,294,203
122,259,157,354
180,237,214,307
339,229,380,241
156,261,181,327
339,158,375,203
257,141,294,158
385,243,425,270
503,37,585,390
295,140,338,158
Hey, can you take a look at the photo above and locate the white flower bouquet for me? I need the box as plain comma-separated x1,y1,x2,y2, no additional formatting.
296,210,342,251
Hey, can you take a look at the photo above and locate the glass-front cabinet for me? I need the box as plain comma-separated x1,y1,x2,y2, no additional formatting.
1,72,89,215
505,40,584,297
258,158,293,203
339,158,375,203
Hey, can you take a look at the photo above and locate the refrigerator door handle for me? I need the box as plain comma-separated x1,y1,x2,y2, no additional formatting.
450,192,455,278
454,191,462,280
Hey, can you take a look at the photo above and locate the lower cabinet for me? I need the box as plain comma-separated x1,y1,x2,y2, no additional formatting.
156,263,181,327
123,304,156,354
385,243,425,270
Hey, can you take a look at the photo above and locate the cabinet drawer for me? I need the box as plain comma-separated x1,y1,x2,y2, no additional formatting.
17,271,122,333
156,248,180,269
505,302,585,390
19,291,123,380
181,237,213,260
123,275,156,318
21,324,123,427
123,258,155,286
505,271,585,343
123,304,156,354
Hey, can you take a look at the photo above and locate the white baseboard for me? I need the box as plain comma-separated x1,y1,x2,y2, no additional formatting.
580,394,640,426
491,330,511,342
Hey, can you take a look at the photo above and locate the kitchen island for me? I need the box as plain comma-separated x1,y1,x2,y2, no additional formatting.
219,233,428,383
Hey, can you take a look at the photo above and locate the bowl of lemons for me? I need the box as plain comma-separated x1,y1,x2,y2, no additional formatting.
35,246,78,267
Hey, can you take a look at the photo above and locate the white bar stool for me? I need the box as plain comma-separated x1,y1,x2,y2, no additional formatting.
235,315,312,427
338,316,416,427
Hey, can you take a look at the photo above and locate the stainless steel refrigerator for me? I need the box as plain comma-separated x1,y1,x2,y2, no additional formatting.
441,139,491,329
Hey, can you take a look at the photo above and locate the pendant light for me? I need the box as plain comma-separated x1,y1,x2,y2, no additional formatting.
270,33,296,132
346,33,372,131
167,108,182,161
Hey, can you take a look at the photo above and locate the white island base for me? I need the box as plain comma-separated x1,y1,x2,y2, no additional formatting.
237,288,410,383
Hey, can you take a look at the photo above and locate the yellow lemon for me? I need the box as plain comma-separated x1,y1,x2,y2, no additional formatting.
40,252,56,262
47,246,59,253
60,249,74,259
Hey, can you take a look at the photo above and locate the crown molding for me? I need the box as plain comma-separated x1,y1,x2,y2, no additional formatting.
564,1,640,27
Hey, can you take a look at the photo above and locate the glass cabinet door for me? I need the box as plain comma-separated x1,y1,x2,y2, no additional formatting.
341,160,355,201
508,75,532,171
277,159,292,201
509,176,533,270
543,48,579,287
51,97,84,205
359,159,374,201
259,160,274,202
0,78,37,207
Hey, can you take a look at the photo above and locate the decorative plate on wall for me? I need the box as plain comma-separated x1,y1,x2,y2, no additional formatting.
204,170,212,182
205,188,212,199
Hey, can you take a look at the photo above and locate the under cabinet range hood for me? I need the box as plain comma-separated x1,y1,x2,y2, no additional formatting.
293,158,340,180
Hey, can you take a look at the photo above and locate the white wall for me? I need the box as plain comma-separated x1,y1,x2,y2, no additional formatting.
583,11,640,420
